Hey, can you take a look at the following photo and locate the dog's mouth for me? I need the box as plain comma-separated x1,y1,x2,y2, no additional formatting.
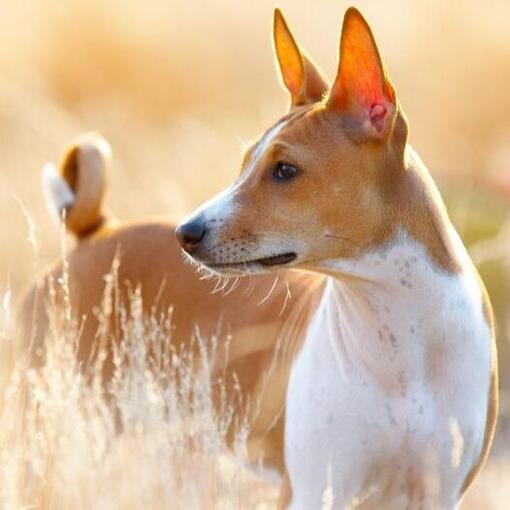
258,252,297,266
205,251,297,271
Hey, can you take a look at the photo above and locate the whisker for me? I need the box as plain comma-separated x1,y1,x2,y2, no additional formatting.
257,275,279,306
213,275,232,295
279,279,292,316
219,279,231,295
222,274,239,295
223,276,241,296
244,274,256,298
212,275,224,294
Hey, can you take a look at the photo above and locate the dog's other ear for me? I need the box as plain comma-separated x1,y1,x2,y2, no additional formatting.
327,8,396,140
273,8,328,107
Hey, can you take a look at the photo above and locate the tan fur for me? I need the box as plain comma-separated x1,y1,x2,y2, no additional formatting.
273,8,328,108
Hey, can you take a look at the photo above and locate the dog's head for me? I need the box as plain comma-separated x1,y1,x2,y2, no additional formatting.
177,8,408,275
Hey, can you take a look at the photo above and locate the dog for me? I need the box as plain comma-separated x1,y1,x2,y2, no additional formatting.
176,7,498,509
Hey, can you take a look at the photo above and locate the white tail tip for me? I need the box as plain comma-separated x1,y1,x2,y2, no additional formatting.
41,162,75,219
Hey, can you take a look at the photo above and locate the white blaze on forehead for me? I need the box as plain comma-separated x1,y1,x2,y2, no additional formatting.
243,118,288,176
189,118,289,224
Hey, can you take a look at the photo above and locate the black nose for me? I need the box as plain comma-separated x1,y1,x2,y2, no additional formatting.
176,216,206,252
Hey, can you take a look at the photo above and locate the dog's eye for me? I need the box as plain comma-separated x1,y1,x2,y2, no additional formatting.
273,162,299,182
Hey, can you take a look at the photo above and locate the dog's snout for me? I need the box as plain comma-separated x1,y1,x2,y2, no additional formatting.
176,216,207,252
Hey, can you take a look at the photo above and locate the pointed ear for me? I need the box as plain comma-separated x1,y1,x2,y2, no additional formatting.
273,8,328,107
328,8,396,139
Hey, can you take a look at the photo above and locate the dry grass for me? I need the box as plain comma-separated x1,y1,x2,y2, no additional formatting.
0,257,277,509
1,0,510,507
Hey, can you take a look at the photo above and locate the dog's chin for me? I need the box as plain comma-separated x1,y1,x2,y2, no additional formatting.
192,252,298,276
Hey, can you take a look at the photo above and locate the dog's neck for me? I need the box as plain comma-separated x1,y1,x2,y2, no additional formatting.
304,226,474,395
308,143,467,304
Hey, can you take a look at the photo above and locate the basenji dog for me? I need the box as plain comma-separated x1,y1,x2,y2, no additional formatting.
176,7,498,509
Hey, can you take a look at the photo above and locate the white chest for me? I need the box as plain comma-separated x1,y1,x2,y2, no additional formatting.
284,240,492,509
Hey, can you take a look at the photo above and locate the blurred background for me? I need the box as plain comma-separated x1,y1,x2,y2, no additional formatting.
0,0,509,506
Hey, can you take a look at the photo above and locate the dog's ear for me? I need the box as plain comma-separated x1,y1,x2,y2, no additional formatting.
327,8,396,140
273,8,328,107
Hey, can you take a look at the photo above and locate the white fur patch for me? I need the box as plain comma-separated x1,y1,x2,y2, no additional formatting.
41,162,75,218
244,119,287,176
285,232,492,508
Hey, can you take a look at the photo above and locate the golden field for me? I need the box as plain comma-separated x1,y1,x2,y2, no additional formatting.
0,0,509,507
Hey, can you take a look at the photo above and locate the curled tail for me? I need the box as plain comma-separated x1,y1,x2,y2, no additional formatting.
42,132,111,239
